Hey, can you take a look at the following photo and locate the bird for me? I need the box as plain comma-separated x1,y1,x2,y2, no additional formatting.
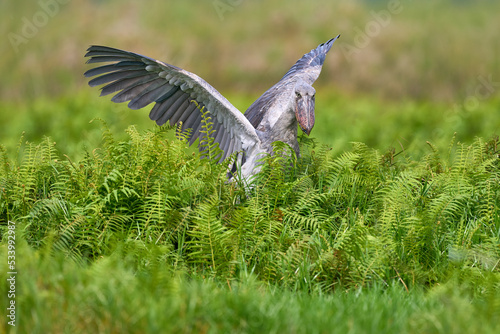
84,35,339,179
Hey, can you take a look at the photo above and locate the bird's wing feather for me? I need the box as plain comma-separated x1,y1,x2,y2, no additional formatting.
84,45,259,162
279,35,340,85
244,35,339,128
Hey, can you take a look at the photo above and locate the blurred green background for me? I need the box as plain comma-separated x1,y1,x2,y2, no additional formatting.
1,0,499,159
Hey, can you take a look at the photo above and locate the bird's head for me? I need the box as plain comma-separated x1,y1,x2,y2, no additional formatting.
294,82,316,135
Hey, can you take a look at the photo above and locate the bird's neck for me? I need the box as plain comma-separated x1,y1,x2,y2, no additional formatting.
256,107,300,156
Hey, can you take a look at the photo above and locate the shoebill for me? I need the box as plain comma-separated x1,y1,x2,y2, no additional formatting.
84,35,339,179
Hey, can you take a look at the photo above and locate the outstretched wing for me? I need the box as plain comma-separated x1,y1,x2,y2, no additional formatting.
279,35,340,85
84,45,259,162
245,35,339,128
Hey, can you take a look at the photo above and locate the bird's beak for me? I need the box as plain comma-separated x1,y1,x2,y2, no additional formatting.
295,96,315,135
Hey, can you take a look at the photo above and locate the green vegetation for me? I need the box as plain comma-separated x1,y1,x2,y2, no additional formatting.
1,239,499,333
1,0,500,332
2,91,499,162
1,106,499,332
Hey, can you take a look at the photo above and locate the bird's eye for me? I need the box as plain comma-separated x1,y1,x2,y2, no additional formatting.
296,92,301,98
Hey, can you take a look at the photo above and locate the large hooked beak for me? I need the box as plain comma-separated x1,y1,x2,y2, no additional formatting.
295,95,315,135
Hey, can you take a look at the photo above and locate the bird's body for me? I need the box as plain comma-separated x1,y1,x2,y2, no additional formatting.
85,36,339,179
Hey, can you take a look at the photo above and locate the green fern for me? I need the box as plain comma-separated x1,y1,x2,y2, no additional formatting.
2,122,499,291
196,103,224,164
187,195,235,275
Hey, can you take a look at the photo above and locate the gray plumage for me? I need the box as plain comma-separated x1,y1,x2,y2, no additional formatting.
84,35,339,179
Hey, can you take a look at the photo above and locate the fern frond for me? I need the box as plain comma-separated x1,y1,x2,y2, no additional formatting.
188,195,235,274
